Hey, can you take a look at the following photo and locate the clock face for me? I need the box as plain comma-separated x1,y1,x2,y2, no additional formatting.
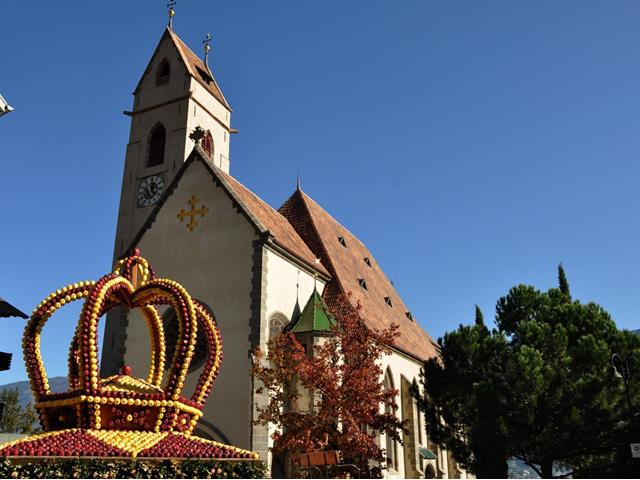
137,175,165,208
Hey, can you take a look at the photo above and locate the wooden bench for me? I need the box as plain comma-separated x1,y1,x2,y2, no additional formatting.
292,450,360,478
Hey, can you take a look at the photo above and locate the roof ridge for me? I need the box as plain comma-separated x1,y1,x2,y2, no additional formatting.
281,190,343,282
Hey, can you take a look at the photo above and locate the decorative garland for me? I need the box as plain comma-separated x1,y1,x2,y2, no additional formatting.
0,457,266,479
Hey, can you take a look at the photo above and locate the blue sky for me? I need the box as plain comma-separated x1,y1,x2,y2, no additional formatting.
1,1,639,384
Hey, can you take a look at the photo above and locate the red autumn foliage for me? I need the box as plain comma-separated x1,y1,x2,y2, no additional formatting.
251,293,405,475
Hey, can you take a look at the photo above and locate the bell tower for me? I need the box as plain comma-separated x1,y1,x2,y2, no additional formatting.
112,25,233,259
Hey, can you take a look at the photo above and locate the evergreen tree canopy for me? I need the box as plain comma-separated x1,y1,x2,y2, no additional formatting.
416,267,640,478
474,304,484,327
558,263,571,298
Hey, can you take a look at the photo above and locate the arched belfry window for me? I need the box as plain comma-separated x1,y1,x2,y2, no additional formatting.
202,130,214,159
156,59,171,85
148,124,166,167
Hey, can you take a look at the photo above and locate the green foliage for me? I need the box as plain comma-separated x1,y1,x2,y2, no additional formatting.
0,457,267,479
474,305,484,327
416,267,640,478
558,263,570,298
0,389,38,434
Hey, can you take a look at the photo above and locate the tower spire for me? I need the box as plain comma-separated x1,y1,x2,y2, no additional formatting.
167,0,176,30
203,33,212,68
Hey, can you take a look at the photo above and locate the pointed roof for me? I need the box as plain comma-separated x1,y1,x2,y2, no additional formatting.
167,29,231,110
279,189,438,362
135,29,231,111
286,289,336,334
127,147,329,278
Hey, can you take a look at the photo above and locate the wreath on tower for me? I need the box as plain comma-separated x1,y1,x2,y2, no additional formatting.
0,250,258,460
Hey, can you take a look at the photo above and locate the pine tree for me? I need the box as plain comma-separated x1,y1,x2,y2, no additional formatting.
474,304,484,326
415,267,638,478
558,263,571,298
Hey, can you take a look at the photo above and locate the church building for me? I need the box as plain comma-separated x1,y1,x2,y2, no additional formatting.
101,22,468,479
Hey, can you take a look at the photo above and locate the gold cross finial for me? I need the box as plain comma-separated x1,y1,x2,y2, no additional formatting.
168,0,177,30
177,195,209,231
203,33,212,67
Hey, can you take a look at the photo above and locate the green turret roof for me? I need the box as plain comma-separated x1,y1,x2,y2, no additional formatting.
286,290,336,334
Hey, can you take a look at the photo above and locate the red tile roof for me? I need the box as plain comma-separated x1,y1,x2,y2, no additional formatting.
213,166,331,278
279,189,438,362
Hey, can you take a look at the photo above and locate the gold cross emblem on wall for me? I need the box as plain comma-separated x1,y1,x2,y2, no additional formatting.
177,195,209,231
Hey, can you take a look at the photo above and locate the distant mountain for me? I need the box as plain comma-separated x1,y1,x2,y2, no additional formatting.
0,377,67,407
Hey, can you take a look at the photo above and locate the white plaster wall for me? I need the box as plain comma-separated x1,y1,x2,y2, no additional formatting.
185,79,231,173
380,351,423,479
262,247,326,465
120,160,257,450
380,351,472,479
263,248,325,336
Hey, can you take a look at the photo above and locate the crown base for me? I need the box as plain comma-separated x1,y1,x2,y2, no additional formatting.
0,429,258,459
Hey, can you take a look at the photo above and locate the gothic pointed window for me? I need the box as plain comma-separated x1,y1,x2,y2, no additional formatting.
202,130,214,159
384,369,398,469
269,313,288,340
148,124,166,167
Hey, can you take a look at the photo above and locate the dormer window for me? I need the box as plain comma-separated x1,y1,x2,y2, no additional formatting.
384,297,393,307
338,237,347,248
196,66,213,85
358,278,368,290
156,59,171,86
405,312,414,321
364,257,372,267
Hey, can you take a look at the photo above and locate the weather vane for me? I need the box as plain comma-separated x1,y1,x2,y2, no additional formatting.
168,0,177,30
203,32,212,67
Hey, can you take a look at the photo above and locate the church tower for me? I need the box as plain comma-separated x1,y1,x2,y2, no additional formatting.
112,25,233,259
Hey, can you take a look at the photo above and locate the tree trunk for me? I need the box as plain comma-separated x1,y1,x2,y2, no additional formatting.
540,460,553,479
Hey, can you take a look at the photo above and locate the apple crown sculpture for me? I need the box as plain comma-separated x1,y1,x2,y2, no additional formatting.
0,251,258,460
